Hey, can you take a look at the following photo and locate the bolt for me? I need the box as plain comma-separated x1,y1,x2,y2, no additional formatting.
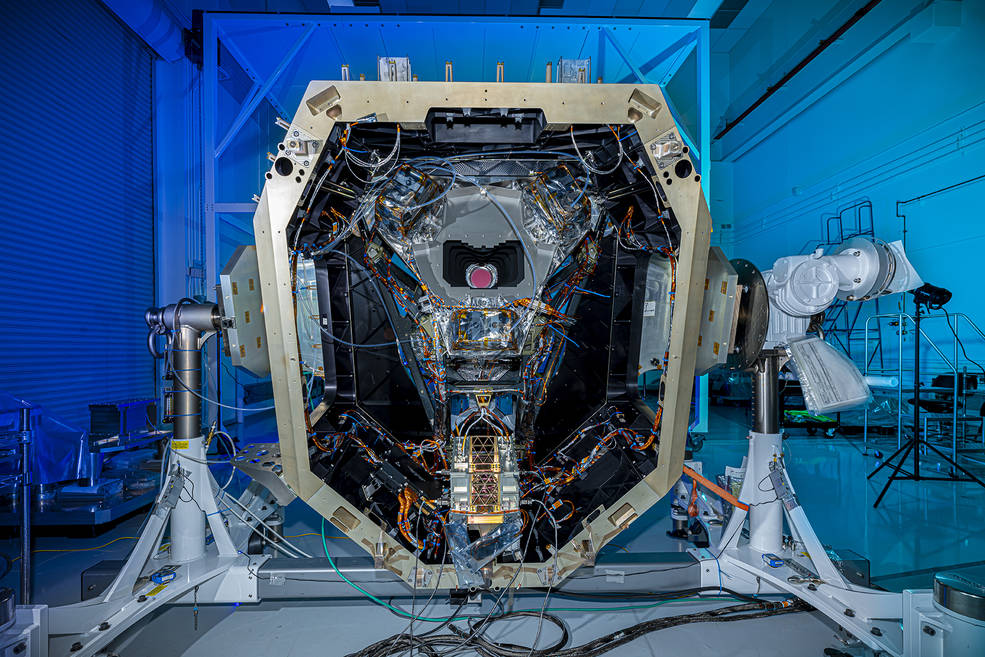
807,583,817,591
871,627,882,636
853,278,862,283
71,642,83,652
13,643,25,654
844,608,855,617
923,626,936,636
138,595,147,602
853,250,861,257
293,130,299,137
98,622,110,631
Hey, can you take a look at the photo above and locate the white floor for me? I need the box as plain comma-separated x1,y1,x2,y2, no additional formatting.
109,598,842,657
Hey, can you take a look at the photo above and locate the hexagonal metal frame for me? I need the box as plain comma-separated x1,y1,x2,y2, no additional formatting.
251,80,712,589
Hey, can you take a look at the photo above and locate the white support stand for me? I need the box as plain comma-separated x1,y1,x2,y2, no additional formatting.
11,303,278,657
42,447,270,657
689,354,935,657
745,431,783,555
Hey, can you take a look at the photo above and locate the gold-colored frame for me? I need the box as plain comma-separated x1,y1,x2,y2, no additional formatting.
252,81,711,588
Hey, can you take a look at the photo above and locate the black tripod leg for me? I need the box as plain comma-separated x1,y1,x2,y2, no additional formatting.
873,441,916,509
923,442,985,489
868,440,912,480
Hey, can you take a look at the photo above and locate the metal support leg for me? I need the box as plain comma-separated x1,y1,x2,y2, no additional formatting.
17,408,32,605
702,351,914,656
170,324,207,563
747,431,783,554
870,441,916,508
748,354,783,554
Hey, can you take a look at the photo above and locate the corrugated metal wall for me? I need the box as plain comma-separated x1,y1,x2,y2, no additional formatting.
0,0,156,426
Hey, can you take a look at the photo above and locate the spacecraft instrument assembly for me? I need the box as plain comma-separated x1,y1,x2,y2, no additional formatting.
239,81,717,590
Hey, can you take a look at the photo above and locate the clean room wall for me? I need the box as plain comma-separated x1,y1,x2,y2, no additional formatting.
0,0,156,424
714,0,985,377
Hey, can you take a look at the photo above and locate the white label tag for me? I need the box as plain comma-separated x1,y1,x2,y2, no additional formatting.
643,300,656,317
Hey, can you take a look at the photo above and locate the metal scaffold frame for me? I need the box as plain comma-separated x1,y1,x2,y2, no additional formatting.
198,12,712,301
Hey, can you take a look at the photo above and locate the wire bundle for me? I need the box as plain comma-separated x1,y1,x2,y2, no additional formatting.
347,597,806,657
290,120,686,562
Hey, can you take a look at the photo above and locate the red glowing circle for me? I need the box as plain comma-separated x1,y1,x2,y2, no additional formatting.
468,266,494,289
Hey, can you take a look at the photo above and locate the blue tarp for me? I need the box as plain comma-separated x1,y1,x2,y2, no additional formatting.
0,392,92,485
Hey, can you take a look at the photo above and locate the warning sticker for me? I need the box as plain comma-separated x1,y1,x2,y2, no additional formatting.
147,584,168,597
171,440,189,450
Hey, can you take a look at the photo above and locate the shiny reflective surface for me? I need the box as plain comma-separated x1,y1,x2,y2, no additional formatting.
678,407,985,592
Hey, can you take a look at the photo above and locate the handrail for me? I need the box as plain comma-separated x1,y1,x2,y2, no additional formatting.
862,314,956,372
947,312,985,343
862,313,959,457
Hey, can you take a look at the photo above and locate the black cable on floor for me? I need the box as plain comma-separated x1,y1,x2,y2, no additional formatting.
347,598,808,657
544,586,764,605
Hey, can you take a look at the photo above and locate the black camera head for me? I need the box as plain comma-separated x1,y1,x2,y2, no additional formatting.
909,283,952,309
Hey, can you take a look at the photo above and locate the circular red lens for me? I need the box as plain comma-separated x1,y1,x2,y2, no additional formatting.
468,266,494,289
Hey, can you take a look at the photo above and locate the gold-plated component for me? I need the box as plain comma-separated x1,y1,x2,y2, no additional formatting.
467,431,502,525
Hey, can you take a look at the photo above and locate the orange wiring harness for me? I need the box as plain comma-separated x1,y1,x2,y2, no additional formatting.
397,488,425,550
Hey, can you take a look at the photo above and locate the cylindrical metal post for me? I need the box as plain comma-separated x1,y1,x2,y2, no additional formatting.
170,324,207,564
863,321,870,455
748,431,783,554
898,316,904,450
18,408,32,604
172,325,202,445
145,302,219,564
748,353,783,555
953,322,959,463
752,354,780,434
914,305,922,480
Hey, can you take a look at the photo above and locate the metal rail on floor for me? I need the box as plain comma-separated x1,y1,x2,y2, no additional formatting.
256,553,702,600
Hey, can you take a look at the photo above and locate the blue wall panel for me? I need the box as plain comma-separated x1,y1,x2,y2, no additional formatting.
714,0,985,375
0,0,156,425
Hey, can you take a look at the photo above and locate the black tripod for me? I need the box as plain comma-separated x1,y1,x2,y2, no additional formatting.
868,300,985,507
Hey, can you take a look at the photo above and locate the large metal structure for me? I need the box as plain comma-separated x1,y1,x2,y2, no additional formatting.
251,80,711,589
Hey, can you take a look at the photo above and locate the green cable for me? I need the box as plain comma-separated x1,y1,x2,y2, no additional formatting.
321,517,468,622
320,518,744,620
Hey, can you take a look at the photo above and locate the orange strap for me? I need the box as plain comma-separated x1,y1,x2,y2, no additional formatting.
687,480,699,517
682,465,749,512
